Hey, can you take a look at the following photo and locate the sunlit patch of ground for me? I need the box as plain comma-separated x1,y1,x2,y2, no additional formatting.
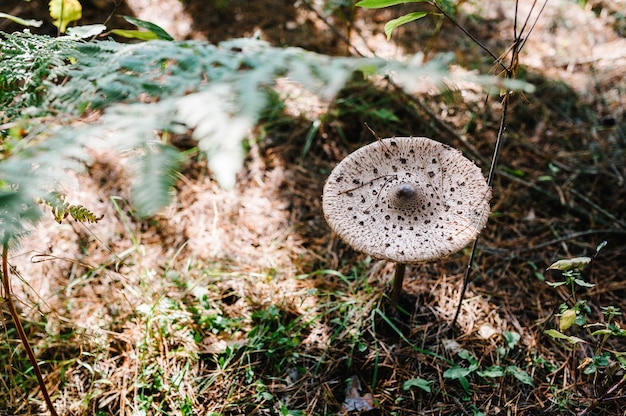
2,0,625,415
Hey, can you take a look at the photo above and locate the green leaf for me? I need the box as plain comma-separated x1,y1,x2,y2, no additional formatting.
111,29,159,41
457,349,477,365
384,12,428,40
547,257,592,272
544,329,585,344
122,15,174,41
503,331,521,349
66,24,106,38
559,309,577,331
590,328,612,337
403,377,432,392
506,365,534,386
458,376,470,393
356,0,428,8
478,366,505,378
49,0,82,33
574,278,595,288
505,167,525,177
443,366,473,380
0,12,43,27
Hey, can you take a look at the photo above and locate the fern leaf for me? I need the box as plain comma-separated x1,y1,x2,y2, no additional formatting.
131,143,183,217
68,205,102,223
0,31,535,234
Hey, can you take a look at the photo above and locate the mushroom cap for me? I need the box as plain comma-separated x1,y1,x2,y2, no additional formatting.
322,136,491,263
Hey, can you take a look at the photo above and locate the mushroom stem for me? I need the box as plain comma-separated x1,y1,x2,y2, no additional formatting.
390,263,406,303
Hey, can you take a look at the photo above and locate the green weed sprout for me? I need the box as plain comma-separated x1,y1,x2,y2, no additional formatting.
544,242,626,406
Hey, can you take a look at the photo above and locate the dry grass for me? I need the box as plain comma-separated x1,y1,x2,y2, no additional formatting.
2,0,626,415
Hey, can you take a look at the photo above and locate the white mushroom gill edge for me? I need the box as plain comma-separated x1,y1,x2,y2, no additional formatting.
322,136,491,264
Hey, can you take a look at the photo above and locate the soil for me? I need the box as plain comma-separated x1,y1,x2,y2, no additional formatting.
1,0,626,415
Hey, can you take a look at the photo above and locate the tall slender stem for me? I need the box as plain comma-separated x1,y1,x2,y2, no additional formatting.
451,58,512,328
390,263,406,303
1,244,58,416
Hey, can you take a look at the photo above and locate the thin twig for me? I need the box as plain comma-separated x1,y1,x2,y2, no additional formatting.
1,245,58,416
390,84,488,165
570,188,626,228
451,79,512,328
578,374,626,416
301,0,369,57
431,1,505,71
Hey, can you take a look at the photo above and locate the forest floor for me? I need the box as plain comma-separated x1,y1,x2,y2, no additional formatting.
1,0,626,415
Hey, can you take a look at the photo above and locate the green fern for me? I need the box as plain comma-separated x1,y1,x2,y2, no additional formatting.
40,192,102,224
0,128,89,244
0,30,534,244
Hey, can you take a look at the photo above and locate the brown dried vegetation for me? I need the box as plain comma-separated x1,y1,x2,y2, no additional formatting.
1,0,625,415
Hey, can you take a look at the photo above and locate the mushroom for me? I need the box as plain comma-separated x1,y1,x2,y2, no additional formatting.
322,136,491,303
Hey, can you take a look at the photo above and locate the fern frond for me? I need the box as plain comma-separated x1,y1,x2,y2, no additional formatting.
67,205,102,223
0,30,534,244
0,125,90,244
131,143,184,217
38,192,102,224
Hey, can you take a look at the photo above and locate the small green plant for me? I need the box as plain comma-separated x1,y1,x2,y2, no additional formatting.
0,199,101,416
544,242,626,411
443,331,533,397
